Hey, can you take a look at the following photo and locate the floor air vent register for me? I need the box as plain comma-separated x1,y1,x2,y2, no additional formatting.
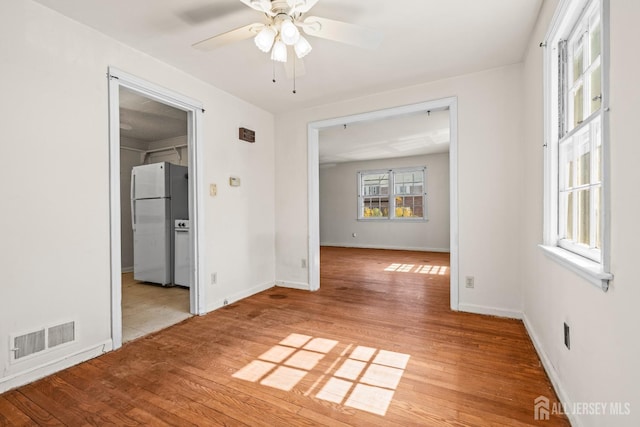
11,321,75,361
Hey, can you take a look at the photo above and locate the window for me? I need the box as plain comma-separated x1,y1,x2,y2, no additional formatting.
543,0,612,289
358,167,426,221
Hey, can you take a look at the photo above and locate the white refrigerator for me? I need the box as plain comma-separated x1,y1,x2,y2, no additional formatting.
131,162,188,285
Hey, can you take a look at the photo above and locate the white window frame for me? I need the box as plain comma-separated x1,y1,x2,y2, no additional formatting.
357,167,427,221
541,0,612,291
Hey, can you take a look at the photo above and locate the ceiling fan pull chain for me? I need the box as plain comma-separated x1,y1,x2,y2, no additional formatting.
293,58,297,94
272,60,276,83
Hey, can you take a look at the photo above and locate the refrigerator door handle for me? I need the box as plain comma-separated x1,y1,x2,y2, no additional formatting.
131,172,136,200
131,199,136,231
131,172,136,232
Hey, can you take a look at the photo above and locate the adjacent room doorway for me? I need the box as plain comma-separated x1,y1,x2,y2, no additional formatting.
108,68,206,349
307,98,459,310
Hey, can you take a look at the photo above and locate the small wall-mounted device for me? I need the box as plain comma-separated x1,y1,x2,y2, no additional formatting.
229,176,241,187
239,127,255,143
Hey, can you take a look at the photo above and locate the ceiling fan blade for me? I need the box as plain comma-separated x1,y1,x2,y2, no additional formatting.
287,0,320,14
284,57,306,79
239,0,274,15
192,23,263,51
302,16,383,50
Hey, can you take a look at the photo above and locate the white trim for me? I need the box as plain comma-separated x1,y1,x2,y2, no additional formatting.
275,281,311,291
307,97,459,310
539,245,612,290
458,304,523,320
213,282,275,307
522,314,581,427
0,340,112,394
107,67,206,352
542,0,612,289
320,243,450,253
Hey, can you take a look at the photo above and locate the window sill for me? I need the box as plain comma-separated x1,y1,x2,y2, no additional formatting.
538,245,612,292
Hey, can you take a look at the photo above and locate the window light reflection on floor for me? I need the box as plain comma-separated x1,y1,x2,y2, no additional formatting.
232,334,410,417
384,263,448,275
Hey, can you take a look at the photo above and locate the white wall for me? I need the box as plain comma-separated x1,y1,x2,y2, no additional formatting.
520,1,640,426
145,135,189,166
0,0,275,392
275,64,523,318
319,153,450,251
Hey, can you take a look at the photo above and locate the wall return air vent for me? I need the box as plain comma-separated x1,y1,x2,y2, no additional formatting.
11,321,75,362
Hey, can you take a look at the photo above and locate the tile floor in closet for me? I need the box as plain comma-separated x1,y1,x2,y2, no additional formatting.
121,272,191,343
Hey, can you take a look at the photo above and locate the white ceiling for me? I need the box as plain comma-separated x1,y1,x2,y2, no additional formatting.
319,109,449,164
119,88,187,142
33,0,543,114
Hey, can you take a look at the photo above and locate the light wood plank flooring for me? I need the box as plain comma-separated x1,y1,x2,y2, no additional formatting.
122,272,191,342
0,248,568,426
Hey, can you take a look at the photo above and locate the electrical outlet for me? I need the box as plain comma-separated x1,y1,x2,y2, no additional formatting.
223,299,228,306
211,272,217,285
465,276,475,288
301,259,307,268
564,322,570,349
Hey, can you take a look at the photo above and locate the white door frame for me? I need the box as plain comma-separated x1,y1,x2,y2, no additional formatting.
307,97,459,310
108,67,206,349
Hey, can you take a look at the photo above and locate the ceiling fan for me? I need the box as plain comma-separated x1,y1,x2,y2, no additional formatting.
192,0,383,75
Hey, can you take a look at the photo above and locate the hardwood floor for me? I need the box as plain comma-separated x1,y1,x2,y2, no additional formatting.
0,247,568,426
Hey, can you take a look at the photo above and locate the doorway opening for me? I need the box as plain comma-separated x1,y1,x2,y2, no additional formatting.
307,98,459,309
108,68,206,349
119,87,191,342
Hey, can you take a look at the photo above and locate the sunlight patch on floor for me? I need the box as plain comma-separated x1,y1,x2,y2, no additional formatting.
232,333,410,416
384,263,448,275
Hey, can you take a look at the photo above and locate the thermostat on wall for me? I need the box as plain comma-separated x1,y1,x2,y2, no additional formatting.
229,176,241,187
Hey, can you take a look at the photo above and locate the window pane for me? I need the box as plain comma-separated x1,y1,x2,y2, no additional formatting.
577,189,590,245
590,19,601,61
363,197,389,218
572,44,583,84
573,84,584,128
595,186,601,249
578,151,590,186
560,142,574,190
361,173,389,197
395,195,423,219
590,64,602,114
593,118,602,182
566,192,574,241
394,171,423,195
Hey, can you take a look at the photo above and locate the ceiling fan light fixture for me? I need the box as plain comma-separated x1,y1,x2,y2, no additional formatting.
254,26,276,52
271,40,288,62
294,35,312,58
280,19,300,45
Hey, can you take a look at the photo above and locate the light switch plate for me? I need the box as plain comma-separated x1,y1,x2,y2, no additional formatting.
229,176,241,187
209,183,217,196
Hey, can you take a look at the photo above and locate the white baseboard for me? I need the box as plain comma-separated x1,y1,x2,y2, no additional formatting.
210,281,275,309
275,281,311,291
0,339,113,394
121,266,133,273
522,314,580,427
458,303,523,319
320,243,450,253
